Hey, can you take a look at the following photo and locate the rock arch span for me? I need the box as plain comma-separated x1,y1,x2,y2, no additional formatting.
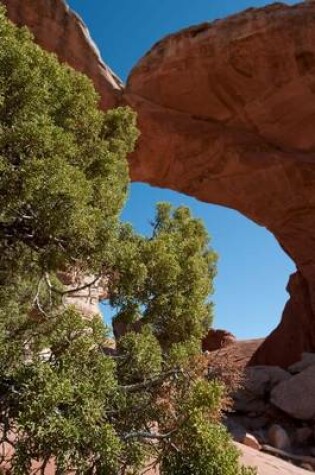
2,0,315,367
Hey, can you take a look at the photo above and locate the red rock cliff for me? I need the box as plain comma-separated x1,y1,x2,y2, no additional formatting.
1,0,122,110
2,0,315,367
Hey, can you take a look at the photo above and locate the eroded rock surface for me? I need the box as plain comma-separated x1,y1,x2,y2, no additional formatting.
124,2,315,367
238,442,310,475
2,0,122,110
2,0,315,367
57,271,108,320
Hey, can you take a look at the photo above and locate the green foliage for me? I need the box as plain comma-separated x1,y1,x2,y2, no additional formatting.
0,4,138,280
160,379,257,475
162,417,256,475
117,327,162,385
111,203,217,350
0,308,121,474
0,6,256,475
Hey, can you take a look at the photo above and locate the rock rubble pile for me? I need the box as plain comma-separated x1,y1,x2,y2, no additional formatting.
227,353,315,472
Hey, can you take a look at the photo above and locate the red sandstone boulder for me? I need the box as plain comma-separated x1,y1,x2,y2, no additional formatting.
202,328,236,352
271,365,315,420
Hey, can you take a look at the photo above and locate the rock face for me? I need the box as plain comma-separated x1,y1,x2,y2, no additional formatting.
237,442,310,475
210,338,264,369
125,2,315,368
250,272,315,367
1,0,122,110
2,0,315,367
57,271,108,320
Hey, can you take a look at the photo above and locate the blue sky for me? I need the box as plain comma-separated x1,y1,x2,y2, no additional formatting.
68,0,297,339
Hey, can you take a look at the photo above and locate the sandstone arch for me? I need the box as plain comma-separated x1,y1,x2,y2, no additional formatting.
2,0,315,367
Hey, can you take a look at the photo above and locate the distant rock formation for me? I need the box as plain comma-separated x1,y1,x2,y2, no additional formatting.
202,328,236,352
2,0,315,368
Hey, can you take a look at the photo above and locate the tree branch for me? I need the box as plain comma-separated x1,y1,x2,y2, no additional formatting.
45,273,101,296
123,429,176,441
33,278,50,318
119,369,182,393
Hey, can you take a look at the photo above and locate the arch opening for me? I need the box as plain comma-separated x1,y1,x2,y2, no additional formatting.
116,183,295,342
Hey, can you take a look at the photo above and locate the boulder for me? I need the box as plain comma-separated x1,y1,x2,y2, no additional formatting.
241,432,260,450
233,365,290,415
233,390,269,415
226,414,268,434
243,433,261,451
202,328,236,352
268,424,291,451
271,366,315,420
224,417,247,443
244,366,291,397
289,353,315,374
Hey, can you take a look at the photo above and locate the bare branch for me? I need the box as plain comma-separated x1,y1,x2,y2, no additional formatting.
33,278,50,318
123,429,176,441
45,273,101,296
